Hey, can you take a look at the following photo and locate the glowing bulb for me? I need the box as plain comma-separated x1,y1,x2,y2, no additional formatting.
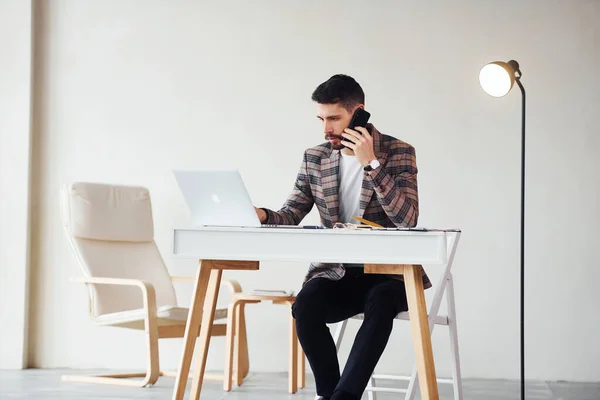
479,62,515,97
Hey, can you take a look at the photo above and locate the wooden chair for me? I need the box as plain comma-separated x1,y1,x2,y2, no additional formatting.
60,181,249,387
223,291,306,393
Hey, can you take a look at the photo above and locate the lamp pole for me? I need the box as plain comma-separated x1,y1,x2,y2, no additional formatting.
480,59,526,399
515,71,526,400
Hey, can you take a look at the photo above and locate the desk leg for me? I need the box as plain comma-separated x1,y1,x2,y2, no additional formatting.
189,265,223,400
172,260,216,400
404,264,439,400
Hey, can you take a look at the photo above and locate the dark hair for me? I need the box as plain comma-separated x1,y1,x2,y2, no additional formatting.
311,74,365,110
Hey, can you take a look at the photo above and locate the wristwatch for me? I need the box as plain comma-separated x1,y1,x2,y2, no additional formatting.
363,159,381,172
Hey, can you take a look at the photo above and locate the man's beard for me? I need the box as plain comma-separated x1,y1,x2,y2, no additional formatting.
325,134,346,150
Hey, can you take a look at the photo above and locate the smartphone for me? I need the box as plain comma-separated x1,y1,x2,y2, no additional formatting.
342,108,371,146
348,108,371,130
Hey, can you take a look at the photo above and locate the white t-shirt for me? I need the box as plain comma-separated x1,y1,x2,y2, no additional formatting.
338,152,364,224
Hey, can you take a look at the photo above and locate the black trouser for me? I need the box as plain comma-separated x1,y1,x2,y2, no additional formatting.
291,266,409,399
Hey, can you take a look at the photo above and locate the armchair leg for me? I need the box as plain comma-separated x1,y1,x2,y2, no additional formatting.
62,371,156,387
62,309,160,387
144,306,160,385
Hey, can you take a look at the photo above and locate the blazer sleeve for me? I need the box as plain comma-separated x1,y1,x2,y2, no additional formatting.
365,146,419,227
263,151,315,225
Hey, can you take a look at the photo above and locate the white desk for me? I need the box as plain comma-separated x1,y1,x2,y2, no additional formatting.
170,226,460,400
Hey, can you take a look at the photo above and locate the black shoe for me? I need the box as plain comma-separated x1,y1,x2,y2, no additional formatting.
315,397,330,400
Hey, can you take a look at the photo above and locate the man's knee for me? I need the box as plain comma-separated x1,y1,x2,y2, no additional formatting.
292,282,326,322
364,280,408,318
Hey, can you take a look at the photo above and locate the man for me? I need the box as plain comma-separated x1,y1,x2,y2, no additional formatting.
254,74,431,400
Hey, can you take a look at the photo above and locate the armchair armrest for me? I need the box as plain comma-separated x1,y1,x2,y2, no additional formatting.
70,276,157,321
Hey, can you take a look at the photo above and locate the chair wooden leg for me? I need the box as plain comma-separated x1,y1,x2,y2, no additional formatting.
234,302,246,386
289,303,298,394
238,302,250,379
291,298,306,389
297,339,305,389
223,299,239,391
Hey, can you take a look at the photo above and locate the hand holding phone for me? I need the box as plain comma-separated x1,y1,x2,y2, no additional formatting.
342,108,371,146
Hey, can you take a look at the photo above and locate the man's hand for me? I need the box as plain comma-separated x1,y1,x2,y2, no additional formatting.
342,126,376,167
254,206,267,223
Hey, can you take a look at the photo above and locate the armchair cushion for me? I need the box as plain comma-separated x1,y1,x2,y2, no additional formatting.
63,182,154,242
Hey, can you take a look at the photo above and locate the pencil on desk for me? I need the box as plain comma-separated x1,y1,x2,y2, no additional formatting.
352,216,384,228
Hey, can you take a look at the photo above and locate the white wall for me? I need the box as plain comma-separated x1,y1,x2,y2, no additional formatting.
0,0,33,369
27,0,600,381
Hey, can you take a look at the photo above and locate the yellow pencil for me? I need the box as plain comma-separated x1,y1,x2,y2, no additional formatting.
352,216,384,228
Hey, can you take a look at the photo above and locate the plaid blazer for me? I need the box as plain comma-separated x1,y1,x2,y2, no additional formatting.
264,124,431,289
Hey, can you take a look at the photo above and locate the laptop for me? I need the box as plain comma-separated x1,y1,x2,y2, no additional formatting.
173,169,262,227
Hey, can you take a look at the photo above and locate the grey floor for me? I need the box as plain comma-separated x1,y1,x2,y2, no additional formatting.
0,370,599,400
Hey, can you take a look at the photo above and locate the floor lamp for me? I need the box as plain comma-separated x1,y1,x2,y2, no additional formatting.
479,60,526,400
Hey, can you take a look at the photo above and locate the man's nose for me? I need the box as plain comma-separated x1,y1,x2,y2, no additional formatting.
324,122,334,133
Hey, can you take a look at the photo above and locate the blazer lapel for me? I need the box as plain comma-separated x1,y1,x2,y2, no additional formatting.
357,125,388,218
321,148,341,225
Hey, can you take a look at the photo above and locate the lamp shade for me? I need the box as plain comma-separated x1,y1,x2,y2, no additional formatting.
479,61,516,97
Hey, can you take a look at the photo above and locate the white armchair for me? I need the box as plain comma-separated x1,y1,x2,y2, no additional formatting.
60,181,248,387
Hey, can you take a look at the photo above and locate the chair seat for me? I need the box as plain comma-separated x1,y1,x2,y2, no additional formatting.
94,305,228,329
351,311,449,326
233,293,297,302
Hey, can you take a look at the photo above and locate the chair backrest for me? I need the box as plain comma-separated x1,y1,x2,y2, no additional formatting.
61,182,177,317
